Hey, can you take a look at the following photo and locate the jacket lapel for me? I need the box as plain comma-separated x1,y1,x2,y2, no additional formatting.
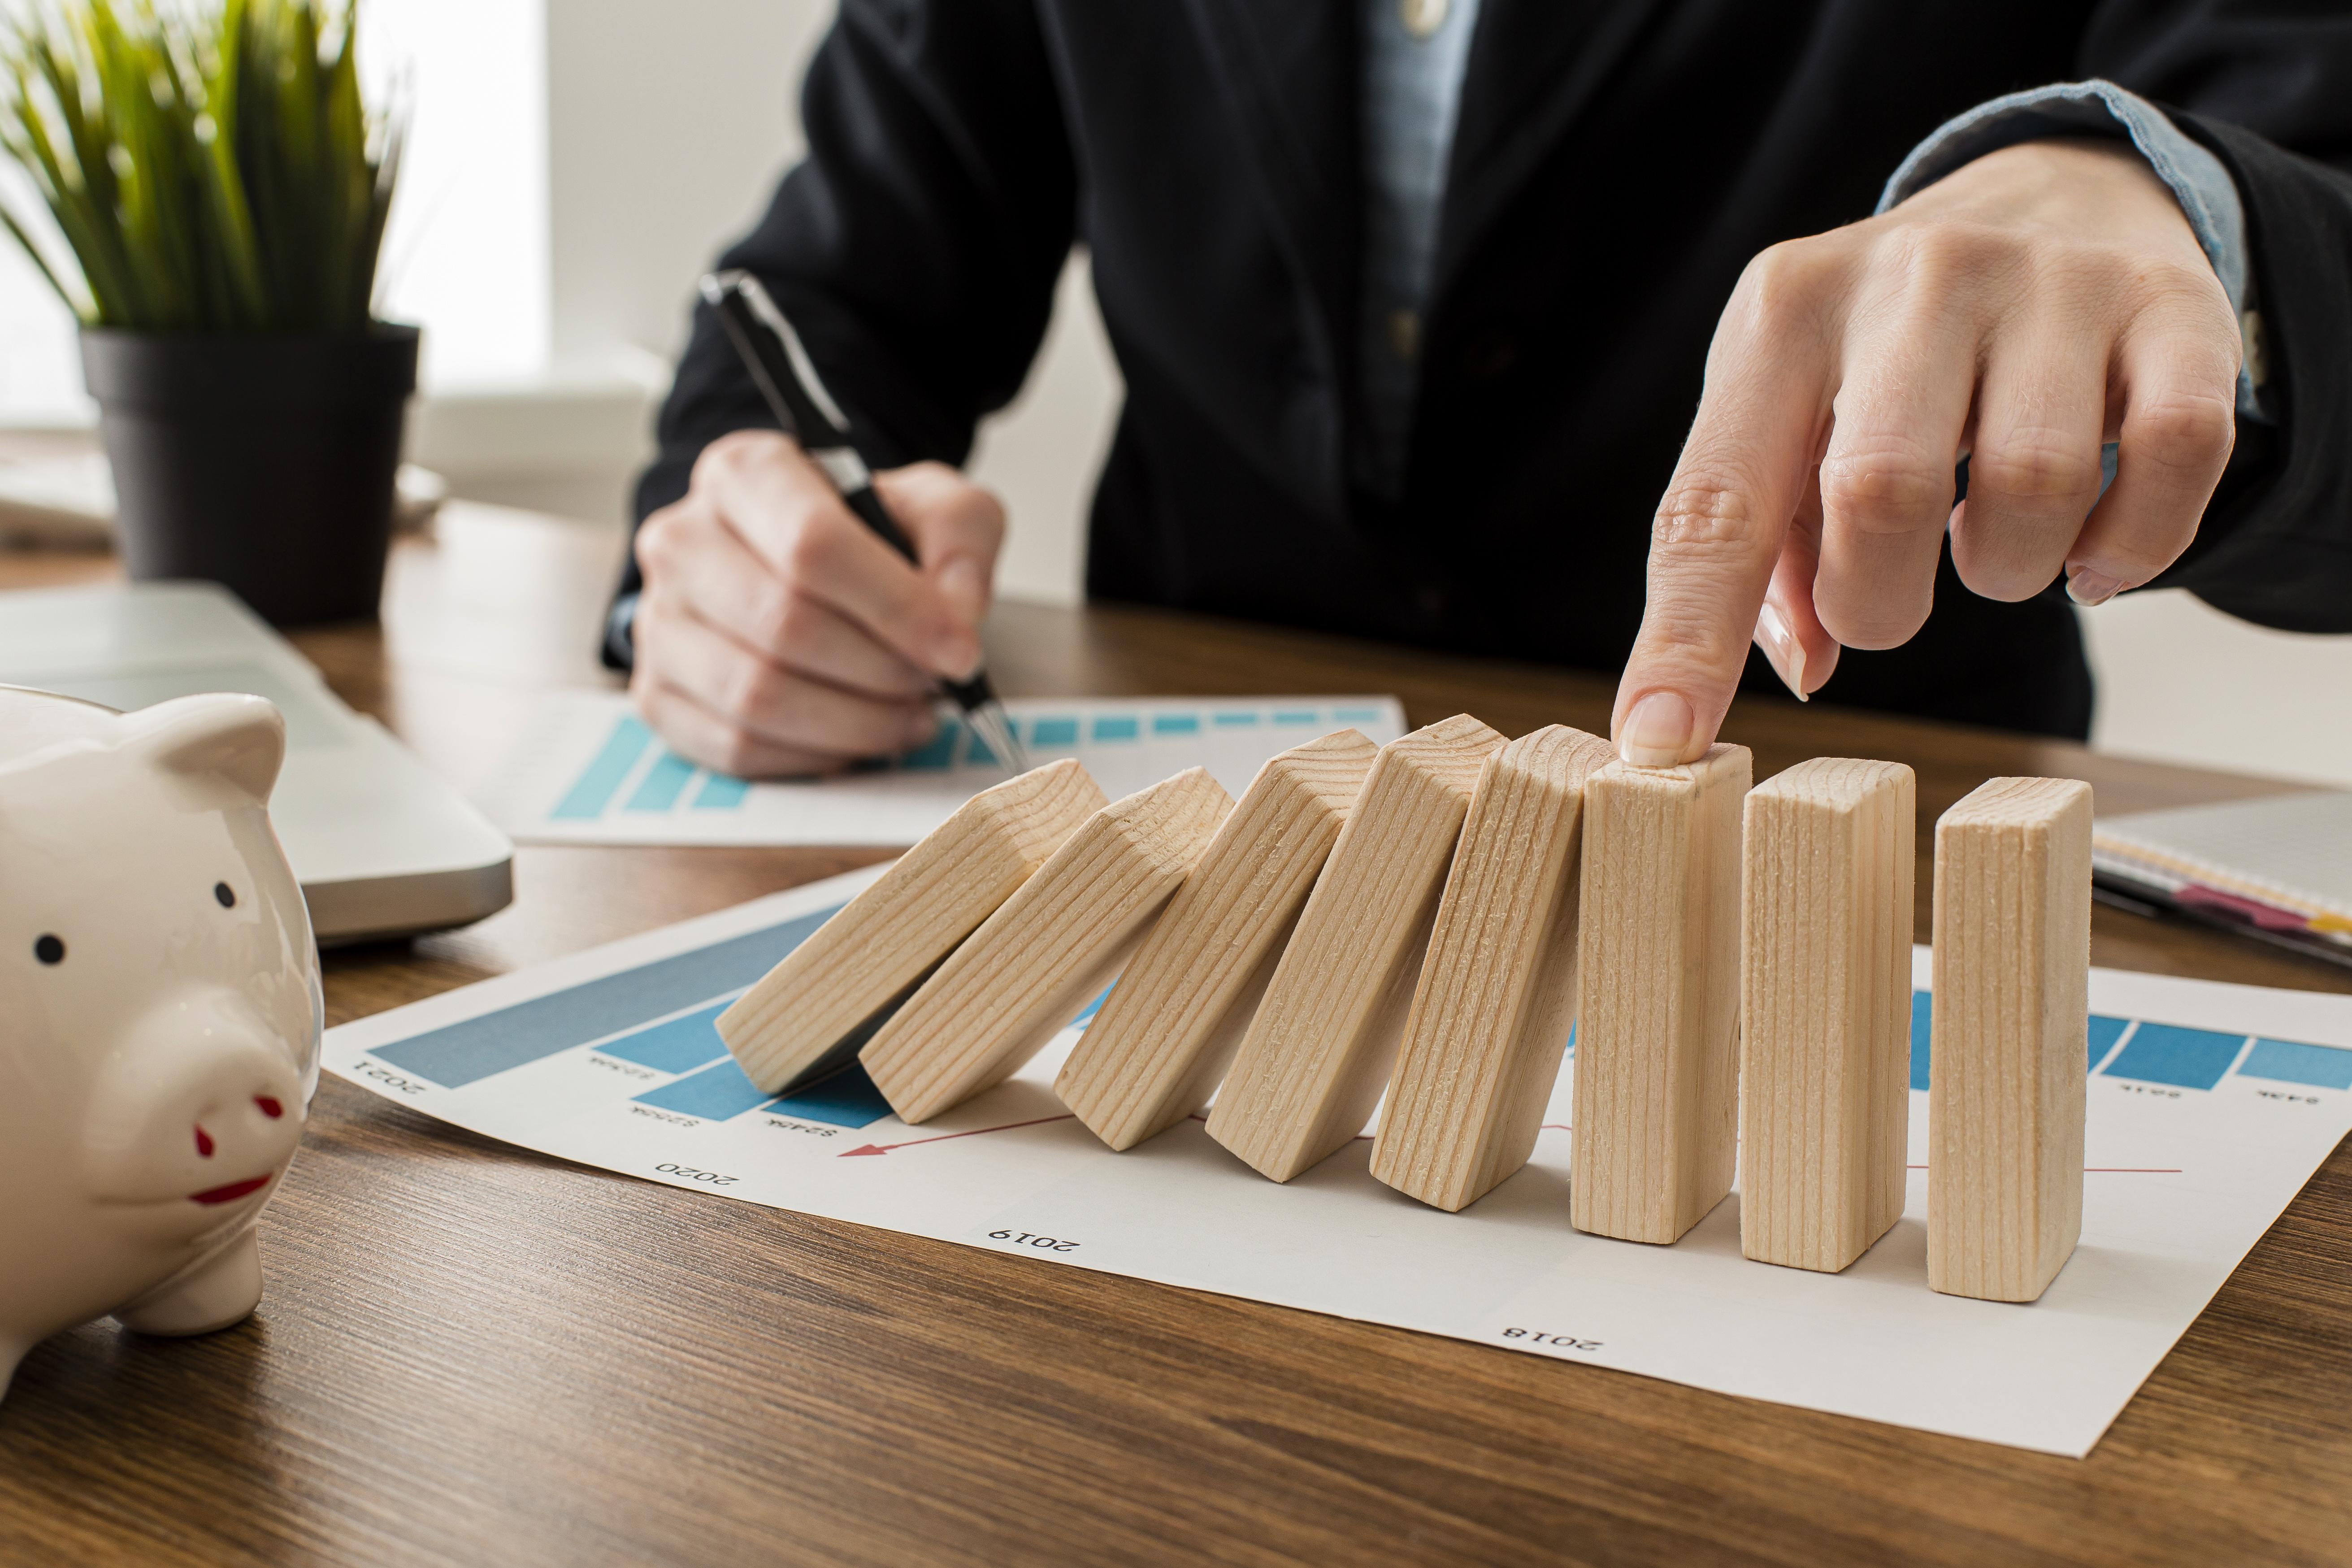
1434,0,1672,296
1181,0,1358,381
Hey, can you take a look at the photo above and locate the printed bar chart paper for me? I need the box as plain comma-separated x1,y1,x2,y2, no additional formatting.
323,869,2352,1457
475,692,1408,847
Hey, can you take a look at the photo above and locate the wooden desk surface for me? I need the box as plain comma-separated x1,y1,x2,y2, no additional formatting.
5,508,2350,1568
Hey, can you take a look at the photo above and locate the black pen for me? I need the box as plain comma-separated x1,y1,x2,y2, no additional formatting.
699,269,1027,774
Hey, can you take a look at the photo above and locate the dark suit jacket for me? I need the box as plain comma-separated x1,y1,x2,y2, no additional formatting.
626,0,2352,739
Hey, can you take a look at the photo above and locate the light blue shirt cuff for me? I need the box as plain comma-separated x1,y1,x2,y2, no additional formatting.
1878,80,2264,422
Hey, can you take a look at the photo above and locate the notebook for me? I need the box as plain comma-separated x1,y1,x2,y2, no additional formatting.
2093,792,2352,969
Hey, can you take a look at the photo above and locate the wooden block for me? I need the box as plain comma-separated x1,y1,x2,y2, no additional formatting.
1570,743,1751,1244
1928,776,2092,1303
1738,757,1917,1272
1206,714,1506,1181
718,759,1107,1093
1371,725,1616,1211
860,767,1233,1125
1056,730,1379,1151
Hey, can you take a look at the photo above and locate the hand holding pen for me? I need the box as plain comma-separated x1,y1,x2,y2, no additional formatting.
700,270,1026,773
620,278,1026,778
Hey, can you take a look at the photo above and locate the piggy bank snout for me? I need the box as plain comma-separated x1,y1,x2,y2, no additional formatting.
81,992,305,1208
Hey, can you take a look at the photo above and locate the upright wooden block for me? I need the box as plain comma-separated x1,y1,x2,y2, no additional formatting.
860,768,1233,1125
1739,757,1917,1272
718,759,1107,1093
1206,714,1506,1181
1928,776,2092,1303
1055,730,1379,1150
1570,744,1751,1244
1372,725,1615,1211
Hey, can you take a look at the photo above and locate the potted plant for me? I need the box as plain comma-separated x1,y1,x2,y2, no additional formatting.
0,0,410,626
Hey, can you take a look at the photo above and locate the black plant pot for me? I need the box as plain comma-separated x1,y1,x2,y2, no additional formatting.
79,325,421,627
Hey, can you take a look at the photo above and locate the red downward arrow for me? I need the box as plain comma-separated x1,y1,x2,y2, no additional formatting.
839,1112,1076,1156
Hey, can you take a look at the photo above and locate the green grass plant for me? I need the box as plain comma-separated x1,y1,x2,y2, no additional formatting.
0,0,399,333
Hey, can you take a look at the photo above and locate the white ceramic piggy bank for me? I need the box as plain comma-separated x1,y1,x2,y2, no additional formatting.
0,686,319,1402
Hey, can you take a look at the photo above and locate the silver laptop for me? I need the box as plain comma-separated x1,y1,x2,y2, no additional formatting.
0,580,513,943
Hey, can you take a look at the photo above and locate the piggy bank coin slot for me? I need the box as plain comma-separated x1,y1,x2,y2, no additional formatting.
214,882,236,908
34,934,63,964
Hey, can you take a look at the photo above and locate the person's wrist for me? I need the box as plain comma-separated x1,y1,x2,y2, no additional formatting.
1891,137,2204,263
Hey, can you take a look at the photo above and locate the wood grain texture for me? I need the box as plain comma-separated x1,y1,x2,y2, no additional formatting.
861,768,1232,1124
9,519,2352,1568
1056,730,1377,1150
1371,724,1614,1212
1206,715,1505,1182
719,759,1107,1092
1572,745,1753,1245
1930,777,2095,1303
1740,758,1917,1273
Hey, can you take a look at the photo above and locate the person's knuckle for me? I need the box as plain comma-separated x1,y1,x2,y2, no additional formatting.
1818,440,1951,530
780,505,842,583
1732,239,1836,335
1652,476,1768,554
2131,390,2235,475
726,656,790,725
1971,432,2102,504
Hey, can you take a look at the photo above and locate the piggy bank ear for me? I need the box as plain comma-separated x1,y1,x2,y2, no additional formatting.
120,694,288,807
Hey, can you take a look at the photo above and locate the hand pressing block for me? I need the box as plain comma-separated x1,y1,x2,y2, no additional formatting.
1372,725,1615,1211
1207,714,1506,1182
717,759,1107,1094
1571,744,1751,1244
1056,730,1379,1150
861,768,1233,1125
1740,758,1916,1272
1929,776,2092,1303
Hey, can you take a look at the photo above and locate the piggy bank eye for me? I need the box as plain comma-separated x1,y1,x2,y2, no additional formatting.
34,934,64,965
214,882,236,909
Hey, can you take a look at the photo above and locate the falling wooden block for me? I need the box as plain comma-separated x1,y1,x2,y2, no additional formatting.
1206,714,1506,1181
1372,725,1616,1211
1928,776,2093,1303
718,759,1107,1093
1055,730,1380,1150
1570,743,1752,1244
1739,757,1917,1272
860,767,1233,1124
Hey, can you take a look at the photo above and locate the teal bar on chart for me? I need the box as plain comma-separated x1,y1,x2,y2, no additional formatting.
899,720,962,770
1153,713,1200,734
551,716,654,820
1092,716,1139,741
2103,1023,2248,1092
625,751,699,812
598,1003,732,1074
2239,1038,2352,1092
1029,717,1079,746
1212,712,1259,726
694,773,751,810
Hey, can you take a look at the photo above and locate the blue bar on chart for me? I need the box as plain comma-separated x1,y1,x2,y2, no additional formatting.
2238,1038,2352,1092
2087,1014,2132,1071
1092,716,1139,742
627,751,699,812
598,1003,732,1074
694,772,751,810
1909,991,1932,1091
1029,717,1079,747
373,907,840,1089
636,1057,774,1120
552,717,653,820
1333,707,1385,723
2102,1023,2248,1092
634,1058,893,1128
764,1065,893,1129
1273,710,1318,725
964,724,1000,766
1152,713,1199,735
900,719,963,770
1213,712,1259,727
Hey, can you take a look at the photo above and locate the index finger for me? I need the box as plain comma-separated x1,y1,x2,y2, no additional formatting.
695,434,971,679
1612,250,1835,764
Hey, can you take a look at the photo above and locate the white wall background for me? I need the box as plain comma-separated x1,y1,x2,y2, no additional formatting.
0,0,2344,784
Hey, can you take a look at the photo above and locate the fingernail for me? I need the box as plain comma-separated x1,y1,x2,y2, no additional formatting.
2066,568,2126,608
1619,691,1697,767
1754,600,1808,703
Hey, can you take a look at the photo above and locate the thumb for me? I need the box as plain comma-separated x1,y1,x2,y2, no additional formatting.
870,462,1007,680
